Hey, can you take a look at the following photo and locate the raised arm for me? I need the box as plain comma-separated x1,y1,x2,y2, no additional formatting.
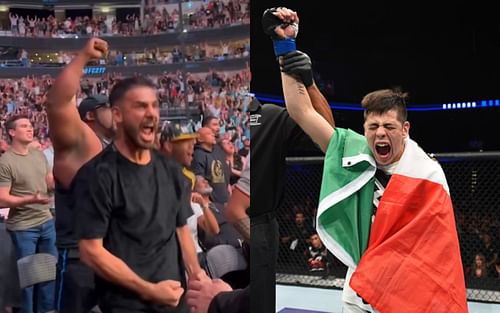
308,84,334,128
263,7,335,152
281,73,333,153
45,38,108,150
280,50,335,129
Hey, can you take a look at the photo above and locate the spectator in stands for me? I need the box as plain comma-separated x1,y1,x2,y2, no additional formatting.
77,94,114,145
186,159,250,313
480,233,499,270
20,49,29,67
202,116,223,141
495,259,500,279
305,232,330,273
238,137,249,158
4,0,249,39
220,137,244,185
9,13,18,35
159,120,220,269
0,115,56,313
281,211,314,267
18,17,26,37
192,127,230,207
195,175,242,251
0,68,250,162
27,16,37,37
471,253,488,278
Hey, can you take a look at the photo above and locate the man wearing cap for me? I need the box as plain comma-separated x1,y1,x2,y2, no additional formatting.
159,120,199,189
77,94,114,147
45,37,112,313
159,121,220,269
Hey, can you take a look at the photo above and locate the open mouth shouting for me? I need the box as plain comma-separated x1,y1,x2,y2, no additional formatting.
374,141,391,163
139,122,156,142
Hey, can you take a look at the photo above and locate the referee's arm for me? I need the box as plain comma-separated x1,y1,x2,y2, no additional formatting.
281,73,334,153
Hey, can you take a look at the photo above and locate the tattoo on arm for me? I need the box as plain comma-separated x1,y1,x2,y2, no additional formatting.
297,83,306,95
233,216,250,242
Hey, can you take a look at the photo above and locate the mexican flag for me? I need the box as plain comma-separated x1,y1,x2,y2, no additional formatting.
316,128,467,313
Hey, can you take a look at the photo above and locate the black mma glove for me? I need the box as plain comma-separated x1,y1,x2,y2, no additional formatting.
280,50,314,87
262,7,298,56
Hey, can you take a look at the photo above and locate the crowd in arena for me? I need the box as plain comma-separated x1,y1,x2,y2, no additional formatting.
15,40,249,68
0,65,250,312
5,0,249,38
456,212,500,280
0,67,250,144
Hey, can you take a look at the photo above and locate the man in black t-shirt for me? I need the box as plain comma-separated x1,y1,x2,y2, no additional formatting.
74,77,208,313
251,97,333,312
253,8,336,312
192,127,230,208
45,38,115,313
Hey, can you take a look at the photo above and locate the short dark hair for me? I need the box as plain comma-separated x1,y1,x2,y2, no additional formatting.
309,231,319,238
109,76,156,107
202,116,218,127
361,88,408,124
5,114,30,141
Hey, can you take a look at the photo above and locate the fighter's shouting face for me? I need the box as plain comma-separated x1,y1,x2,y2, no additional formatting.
364,109,410,166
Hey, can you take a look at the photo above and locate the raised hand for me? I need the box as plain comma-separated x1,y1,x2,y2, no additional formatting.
80,38,109,61
262,7,299,40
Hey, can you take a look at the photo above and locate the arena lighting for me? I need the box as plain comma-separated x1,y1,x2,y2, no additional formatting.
254,93,498,111
0,5,8,12
101,7,111,13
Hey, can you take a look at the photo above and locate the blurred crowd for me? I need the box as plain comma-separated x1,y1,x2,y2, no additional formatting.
4,0,249,38
0,68,250,152
14,40,249,68
456,212,500,280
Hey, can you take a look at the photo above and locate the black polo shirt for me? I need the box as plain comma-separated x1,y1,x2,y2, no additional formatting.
74,145,192,313
250,103,317,217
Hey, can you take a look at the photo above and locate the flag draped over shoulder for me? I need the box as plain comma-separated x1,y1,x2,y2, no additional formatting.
316,128,376,269
317,128,468,313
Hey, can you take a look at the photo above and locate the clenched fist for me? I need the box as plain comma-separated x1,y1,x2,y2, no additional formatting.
80,38,108,61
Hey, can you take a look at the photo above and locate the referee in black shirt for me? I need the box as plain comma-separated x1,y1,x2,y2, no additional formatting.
251,8,335,312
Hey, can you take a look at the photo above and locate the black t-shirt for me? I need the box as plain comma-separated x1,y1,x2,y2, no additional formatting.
54,181,77,249
250,103,317,217
55,138,109,250
74,145,192,313
373,169,392,216
208,287,249,313
192,144,230,205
